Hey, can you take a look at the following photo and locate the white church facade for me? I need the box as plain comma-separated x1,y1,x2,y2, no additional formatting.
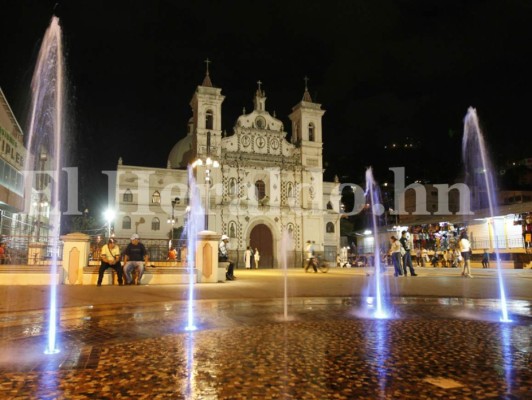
113,69,341,268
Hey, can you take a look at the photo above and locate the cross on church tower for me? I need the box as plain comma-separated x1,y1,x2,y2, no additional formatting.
302,75,312,102
201,58,213,87
254,80,266,111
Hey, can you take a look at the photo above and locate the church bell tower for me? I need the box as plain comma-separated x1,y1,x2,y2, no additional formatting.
190,59,225,159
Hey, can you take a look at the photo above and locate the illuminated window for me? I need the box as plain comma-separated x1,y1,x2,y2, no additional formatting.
122,216,131,229
152,191,161,204
123,189,133,203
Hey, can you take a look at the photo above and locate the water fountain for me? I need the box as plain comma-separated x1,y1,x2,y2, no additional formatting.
364,167,390,319
462,107,511,322
183,167,205,331
24,16,65,354
279,229,293,321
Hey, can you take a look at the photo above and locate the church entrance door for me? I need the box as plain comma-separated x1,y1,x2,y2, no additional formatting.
250,224,273,268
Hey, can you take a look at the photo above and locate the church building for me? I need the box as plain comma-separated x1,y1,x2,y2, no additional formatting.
114,66,341,267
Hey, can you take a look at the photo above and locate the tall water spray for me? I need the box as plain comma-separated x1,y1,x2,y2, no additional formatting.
365,168,389,319
462,107,510,322
24,16,65,354
184,167,205,331
280,229,293,320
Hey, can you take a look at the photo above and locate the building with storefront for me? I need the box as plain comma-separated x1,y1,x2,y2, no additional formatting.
0,88,26,239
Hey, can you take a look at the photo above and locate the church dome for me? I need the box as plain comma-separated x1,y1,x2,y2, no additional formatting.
168,118,195,168
168,134,194,169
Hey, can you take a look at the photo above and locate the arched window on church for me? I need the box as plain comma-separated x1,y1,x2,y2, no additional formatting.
255,180,266,200
122,216,131,230
206,110,214,130
152,191,161,204
152,217,160,231
286,182,294,199
229,221,237,238
228,178,237,197
287,223,294,236
308,123,315,142
327,201,333,210
123,189,133,203
326,222,335,233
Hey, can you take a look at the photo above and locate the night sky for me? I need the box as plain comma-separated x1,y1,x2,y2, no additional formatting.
1,0,531,215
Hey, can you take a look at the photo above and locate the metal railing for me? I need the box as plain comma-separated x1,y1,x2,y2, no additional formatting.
0,234,63,265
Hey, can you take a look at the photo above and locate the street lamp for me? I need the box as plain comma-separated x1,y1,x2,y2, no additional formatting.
103,209,115,239
167,197,180,246
192,157,219,230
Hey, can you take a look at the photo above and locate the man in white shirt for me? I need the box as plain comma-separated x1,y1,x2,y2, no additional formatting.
219,235,235,280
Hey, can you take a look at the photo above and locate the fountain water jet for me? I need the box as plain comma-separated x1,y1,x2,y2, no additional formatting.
24,16,65,354
462,107,511,322
183,167,205,331
280,229,293,321
364,168,390,319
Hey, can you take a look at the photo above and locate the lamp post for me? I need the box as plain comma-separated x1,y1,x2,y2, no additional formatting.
103,209,115,239
167,197,179,247
192,157,219,230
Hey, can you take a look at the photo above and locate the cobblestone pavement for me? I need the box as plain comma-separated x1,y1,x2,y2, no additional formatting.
0,295,530,399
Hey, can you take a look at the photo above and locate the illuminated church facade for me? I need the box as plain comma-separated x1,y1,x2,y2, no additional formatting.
113,68,341,267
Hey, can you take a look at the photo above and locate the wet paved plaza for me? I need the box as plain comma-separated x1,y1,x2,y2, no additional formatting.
0,268,530,399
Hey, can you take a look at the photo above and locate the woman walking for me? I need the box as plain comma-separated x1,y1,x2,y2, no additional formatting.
459,232,473,278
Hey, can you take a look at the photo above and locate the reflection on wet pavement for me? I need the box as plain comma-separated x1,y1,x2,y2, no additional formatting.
0,297,530,399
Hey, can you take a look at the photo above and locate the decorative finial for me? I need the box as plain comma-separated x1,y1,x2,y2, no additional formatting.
302,76,312,102
243,106,246,115
257,80,262,92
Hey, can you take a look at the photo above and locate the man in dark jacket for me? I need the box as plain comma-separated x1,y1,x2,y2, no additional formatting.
123,233,148,285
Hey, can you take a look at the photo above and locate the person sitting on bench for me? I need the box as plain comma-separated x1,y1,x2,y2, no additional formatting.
219,235,236,280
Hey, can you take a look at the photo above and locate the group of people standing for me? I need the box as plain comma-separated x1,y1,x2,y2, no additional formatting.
97,233,149,286
389,231,475,278
244,246,260,269
389,231,418,277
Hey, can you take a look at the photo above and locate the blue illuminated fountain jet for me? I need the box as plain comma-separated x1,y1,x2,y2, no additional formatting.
24,16,65,354
364,167,390,319
462,107,511,322
183,167,205,331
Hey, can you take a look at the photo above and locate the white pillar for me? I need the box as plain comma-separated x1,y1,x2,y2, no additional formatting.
195,230,221,283
61,232,91,285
